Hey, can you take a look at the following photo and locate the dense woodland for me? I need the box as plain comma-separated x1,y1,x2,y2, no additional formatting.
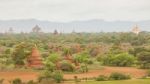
0,31,150,83
0,31,150,68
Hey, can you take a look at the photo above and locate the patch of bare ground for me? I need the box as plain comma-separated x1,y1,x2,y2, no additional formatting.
0,66,147,84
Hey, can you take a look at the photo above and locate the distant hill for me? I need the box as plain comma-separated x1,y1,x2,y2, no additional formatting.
0,19,149,33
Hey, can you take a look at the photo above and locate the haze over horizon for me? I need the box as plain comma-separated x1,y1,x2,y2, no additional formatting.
0,19,149,33
0,0,150,33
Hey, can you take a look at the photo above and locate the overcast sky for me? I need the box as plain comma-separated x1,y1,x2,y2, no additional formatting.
0,0,150,22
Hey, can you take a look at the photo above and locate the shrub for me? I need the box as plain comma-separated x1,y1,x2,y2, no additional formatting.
96,75,108,81
46,53,61,63
102,53,136,67
80,64,88,73
44,53,60,71
40,69,63,83
60,61,75,72
41,70,53,78
38,70,55,83
96,55,103,62
73,51,90,63
109,72,131,80
137,51,150,69
87,59,94,64
27,80,35,84
12,78,22,84
53,70,63,83
44,61,56,72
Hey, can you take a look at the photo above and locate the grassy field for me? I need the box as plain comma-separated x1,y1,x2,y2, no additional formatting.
75,79,150,84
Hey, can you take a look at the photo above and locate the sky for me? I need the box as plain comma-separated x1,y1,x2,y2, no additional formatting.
0,0,150,22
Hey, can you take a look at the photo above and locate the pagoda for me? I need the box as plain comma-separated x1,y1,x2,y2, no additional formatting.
32,25,41,33
27,45,43,68
54,29,59,35
132,25,140,35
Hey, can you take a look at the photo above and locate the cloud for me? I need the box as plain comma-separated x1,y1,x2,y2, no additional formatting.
0,0,149,22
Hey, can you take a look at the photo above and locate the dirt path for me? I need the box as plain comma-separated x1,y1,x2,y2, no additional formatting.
0,67,147,84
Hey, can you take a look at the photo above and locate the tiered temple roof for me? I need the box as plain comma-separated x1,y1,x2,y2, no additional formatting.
27,46,43,68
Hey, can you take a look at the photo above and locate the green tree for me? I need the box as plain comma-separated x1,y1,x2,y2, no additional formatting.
74,51,90,72
74,51,89,63
137,51,150,69
44,53,61,71
129,47,146,57
60,60,75,72
46,53,61,63
12,42,31,66
53,70,63,83
0,48,13,68
102,53,136,67
12,78,22,84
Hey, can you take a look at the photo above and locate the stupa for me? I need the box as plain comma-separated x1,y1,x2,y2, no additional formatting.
27,45,43,68
132,25,140,35
54,29,59,35
32,25,41,33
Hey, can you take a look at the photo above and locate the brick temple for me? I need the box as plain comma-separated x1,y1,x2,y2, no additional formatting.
27,46,43,68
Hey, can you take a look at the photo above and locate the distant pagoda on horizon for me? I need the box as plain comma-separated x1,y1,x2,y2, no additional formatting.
32,25,42,33
54,29,59,35
27,45,43,68
132,25,141,35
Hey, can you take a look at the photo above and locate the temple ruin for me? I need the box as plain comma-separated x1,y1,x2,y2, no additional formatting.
27,45,43,68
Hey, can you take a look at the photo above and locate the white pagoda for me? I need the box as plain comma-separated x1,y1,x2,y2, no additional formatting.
132,25,140,35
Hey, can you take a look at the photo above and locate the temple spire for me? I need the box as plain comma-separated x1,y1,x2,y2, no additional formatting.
54,29,59,35
32,25,41,33
132,25,140,35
